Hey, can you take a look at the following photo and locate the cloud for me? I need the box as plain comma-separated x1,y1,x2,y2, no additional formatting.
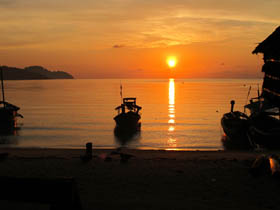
0,0,279,50
113,44,125,48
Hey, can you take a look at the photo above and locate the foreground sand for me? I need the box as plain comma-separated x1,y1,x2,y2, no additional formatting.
0,148,279,210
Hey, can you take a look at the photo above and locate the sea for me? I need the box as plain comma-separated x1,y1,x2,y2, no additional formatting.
0,78,261,150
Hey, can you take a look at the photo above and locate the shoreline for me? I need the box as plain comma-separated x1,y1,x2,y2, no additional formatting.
0,148,279,210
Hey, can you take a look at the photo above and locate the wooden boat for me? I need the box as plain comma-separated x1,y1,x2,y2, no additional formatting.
248,113,280,149
114,97,142,132
221,111,250,137
0,67,23,131
221,100,252,149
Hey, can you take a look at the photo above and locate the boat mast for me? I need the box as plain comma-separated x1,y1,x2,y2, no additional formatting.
0,67,5,106
120,82,123,104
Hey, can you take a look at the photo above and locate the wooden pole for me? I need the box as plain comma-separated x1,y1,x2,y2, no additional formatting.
0,67,5,106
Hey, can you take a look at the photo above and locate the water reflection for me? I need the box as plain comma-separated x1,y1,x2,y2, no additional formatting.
114,126,141,147
0,127,20,145
168,78,177,148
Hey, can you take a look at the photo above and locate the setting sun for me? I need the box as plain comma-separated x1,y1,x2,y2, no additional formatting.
167,57,177,68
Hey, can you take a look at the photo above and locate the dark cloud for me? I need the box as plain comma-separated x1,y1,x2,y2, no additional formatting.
113,44,125,48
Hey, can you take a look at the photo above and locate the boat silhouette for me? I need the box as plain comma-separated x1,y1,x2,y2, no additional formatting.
0,67,23,132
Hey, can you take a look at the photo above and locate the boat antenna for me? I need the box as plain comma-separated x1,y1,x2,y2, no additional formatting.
243,86,251,112
0,66,5,106
120,81,123,103
245,86,251,105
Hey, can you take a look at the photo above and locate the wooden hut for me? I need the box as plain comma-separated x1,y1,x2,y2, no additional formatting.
252,26,280,106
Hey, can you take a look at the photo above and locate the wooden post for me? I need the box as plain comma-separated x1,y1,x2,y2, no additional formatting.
230,100,235,112
1,67,5,106
86,142,92,158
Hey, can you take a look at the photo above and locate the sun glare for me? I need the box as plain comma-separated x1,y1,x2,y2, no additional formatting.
167,57,177,68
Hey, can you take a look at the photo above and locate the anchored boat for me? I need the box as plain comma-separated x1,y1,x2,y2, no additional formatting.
114,97,142,132
0,67,23,131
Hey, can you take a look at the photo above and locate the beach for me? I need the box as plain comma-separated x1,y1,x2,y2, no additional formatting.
0,148,279,210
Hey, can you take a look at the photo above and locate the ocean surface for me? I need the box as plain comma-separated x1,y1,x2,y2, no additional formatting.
0,79,261,150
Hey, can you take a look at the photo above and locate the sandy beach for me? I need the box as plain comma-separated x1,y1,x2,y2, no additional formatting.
0,148,279,210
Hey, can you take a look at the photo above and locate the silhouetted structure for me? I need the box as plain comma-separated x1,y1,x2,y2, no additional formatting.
252,26,280,61
221,26,280,150
252,26,280,106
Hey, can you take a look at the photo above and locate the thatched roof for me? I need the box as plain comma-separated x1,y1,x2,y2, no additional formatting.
252,26,280,60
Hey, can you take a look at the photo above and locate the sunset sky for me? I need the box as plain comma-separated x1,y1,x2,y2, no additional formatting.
0,0,279,79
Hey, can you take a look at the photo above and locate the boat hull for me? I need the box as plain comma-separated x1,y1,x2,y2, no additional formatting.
248,115,280,149
221,111,252,149
221,111,250,138
0,108,17,130
114,112,141,132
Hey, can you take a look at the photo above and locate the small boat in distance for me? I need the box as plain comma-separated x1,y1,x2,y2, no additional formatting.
0,67,23,131
114,97,142,132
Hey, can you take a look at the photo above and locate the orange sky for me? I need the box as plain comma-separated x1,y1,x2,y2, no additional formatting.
0,0,279,79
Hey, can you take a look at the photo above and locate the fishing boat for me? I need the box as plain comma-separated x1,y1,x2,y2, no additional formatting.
248,113,280,149
221,100,252,149
221,26,280,149
114,97,142,132
0,67,23,131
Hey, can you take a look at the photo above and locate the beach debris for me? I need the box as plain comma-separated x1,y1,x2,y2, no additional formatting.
250,155,271,177
120,153,134,163
80,142,92,162
269,155,280,178
250,154,280,178
99,153,113,162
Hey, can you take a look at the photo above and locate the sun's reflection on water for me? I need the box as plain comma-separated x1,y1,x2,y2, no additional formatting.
168,78,177,148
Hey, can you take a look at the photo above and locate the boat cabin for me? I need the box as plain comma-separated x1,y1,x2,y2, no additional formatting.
115,98,142,115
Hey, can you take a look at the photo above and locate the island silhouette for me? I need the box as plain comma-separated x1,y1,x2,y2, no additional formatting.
0,66,74,80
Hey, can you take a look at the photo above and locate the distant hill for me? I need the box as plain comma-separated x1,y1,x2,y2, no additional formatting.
0,66,74,80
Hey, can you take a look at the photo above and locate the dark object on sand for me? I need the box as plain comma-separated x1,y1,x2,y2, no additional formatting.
0,67,23,131
250,155,271,177
114,97,142,132
80,142,92,162
269,155,280,178
0,176,83,210
86,142,92,158
120,153,135,163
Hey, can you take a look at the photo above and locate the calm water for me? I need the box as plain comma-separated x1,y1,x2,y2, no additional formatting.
0,79,261,150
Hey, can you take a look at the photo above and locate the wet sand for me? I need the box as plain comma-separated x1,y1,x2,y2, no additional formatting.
0,148,279,210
